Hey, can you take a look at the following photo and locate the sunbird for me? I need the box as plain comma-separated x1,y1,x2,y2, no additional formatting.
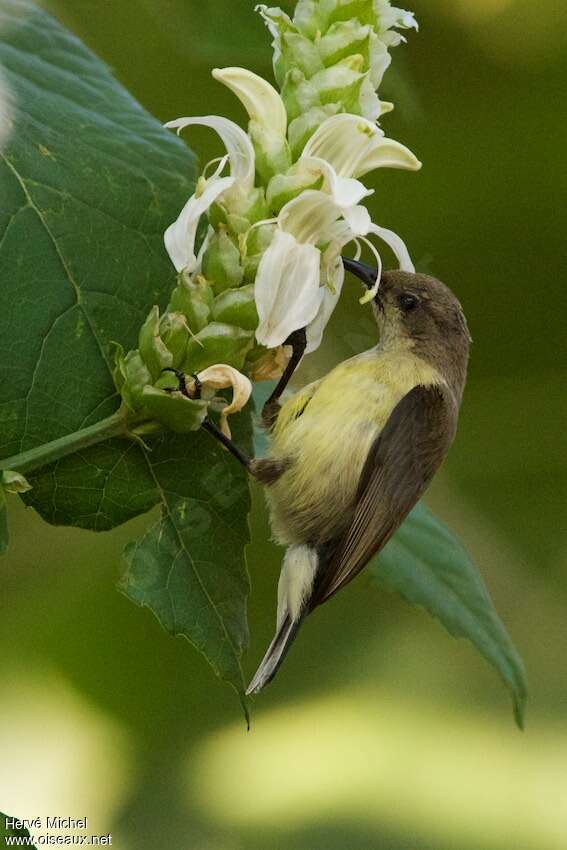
246,262,471,694
185,261,471,694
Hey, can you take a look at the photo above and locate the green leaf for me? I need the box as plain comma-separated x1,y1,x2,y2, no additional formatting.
0,811,38,847
120,419,252,710
0,487,8,555
0,0,196,530
374,502,528,728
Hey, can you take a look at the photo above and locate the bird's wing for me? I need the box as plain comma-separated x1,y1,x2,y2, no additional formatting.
309,384,457,609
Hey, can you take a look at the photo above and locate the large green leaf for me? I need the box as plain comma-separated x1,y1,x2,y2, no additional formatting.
0,0,252,696
0,811,37,847
374,502,527,728
0,0,194,529
120,421,252,708
0,487,8,554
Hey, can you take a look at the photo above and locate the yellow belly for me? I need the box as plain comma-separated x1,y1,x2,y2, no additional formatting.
265,347,443,546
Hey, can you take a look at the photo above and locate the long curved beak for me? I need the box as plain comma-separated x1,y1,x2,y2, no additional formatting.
342,257,379,290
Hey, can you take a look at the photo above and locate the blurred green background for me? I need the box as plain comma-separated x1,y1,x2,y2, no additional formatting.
1,0,566,847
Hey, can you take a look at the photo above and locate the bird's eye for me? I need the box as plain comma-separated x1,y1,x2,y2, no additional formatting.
398,293,420,313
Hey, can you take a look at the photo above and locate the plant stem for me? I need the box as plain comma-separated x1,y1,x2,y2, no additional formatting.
0,410,132,476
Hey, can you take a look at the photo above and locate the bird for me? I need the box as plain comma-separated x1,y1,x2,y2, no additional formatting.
246,262,471,695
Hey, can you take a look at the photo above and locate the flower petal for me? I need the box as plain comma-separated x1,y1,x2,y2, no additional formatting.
165,115,255,189
305,255,345,354
212,67,287,138
342,203,372,237
355,138,421,177
255,4,294,41
375,2,418,34
164,176,235,273
329,173,372,208
278,190,342,244
298,155,372,208
255,230,322,348
195,225,214,274
196,364,252,438
302,113,420,180
303,113,383,177
359,76,383,122
368,222,415,272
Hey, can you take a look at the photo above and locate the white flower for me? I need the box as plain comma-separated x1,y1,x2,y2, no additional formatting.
254,176,417,352
254,190,342,349
163,116,255,273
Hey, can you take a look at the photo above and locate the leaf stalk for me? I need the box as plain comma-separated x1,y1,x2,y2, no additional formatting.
0,410,135,476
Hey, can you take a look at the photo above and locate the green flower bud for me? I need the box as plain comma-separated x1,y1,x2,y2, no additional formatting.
183,322,254,374
250,122,292,185
219,187,270,227
2,470,32,494
159,311,190,368
139,305,173,381
324,0,376,28
141,386,208,434
242,187,271,224
267,161,323,213
154,370,183,393
168,273,213,332
294,0,324,39
281,68,319,123
245,222,276,257
202,228,244,292
288,103,341,158
208,200,229,231
225,213,253,235
243,254,262,284
117,350,153,411
242,223,276,282
257,7,298,86
318,20,371,68
280,30,324,83
212,285,259,331
310,56,366,109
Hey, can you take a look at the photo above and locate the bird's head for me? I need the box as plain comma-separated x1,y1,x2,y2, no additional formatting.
342,259,471,393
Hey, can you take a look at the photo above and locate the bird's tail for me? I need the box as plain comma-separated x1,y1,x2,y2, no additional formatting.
245,614,303,695
246,544,317,695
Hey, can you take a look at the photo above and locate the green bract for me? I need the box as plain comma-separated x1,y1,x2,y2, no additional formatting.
168,274,214,332
202,228,244,291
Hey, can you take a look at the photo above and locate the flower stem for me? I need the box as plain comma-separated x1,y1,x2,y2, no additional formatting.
0,410,134,476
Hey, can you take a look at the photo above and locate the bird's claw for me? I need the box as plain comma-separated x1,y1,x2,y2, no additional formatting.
161,368,202,400
262,400,281,429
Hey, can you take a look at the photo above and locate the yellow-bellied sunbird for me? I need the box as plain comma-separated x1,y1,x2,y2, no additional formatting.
246,263,471,694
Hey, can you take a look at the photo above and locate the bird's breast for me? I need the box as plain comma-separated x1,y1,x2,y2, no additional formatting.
266,348,443,547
